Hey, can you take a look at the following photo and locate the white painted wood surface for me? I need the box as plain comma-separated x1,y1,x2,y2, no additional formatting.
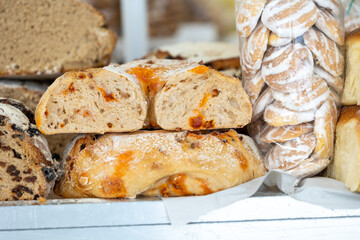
1,196,360,239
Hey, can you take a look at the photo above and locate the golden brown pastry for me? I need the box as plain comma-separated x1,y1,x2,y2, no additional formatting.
55,130,267,198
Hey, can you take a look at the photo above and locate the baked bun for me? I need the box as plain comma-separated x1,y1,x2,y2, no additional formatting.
262,43,314,93
268,32,292,47
326,106,360,192
0,0,116,77
240,23,270,80
0,99,60,201
243,71,265,105
313,99,337,159
315,8,344,45
260,123,313,143
55,130,267,198
261,0,317,38
271,75,330,112
236,0,267,37
264,133,317,171
342,29,360,105
314,66,343,94
35,68,147,134
264,101,315,127
304,28,344,77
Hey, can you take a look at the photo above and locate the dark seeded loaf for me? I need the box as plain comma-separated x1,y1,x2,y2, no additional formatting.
0,98,60,201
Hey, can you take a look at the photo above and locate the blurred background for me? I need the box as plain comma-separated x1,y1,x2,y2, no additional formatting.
83,0,238,62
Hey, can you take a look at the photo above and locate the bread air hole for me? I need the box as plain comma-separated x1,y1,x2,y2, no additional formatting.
107,123,113,128
229,97,240,109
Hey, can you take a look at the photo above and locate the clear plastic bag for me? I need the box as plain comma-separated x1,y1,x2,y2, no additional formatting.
235,0,345,178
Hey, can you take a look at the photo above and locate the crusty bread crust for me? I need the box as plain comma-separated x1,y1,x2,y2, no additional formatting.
55,129,266,198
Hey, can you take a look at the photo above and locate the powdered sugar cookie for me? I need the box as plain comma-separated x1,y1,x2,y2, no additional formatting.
248,119,272,153
271,75,330,112
304,28,344,77
236,0,267,37
313,99,338,159
268,32,292,47
286,157,330,178
315,8,344,45
252,88,274,121
261,0,318,38
313,0,341,16
241,23,270,80
243,71,265,105
262,43,314,93
314,66,344,94
264,101,315,127
264,133,317,171
260,122,314,143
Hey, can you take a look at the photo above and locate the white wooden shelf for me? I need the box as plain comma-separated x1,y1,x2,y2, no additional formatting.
1,195,360,240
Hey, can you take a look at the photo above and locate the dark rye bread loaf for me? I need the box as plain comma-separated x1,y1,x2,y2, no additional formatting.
0,98,60,201
0,0,116,77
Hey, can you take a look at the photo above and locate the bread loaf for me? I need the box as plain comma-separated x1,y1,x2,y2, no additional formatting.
0,98,60,201
55,129,266,198
326,106,360,192
342,29,360,105
37,60,252,134
0,0,116,77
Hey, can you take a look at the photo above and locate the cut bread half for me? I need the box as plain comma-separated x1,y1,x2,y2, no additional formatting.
0,0,116,77
35,68,147,134
107,59,252,131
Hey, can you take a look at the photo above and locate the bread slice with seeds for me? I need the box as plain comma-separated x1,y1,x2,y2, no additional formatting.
35,68,147,134
0,0,116,77
0,98,60,201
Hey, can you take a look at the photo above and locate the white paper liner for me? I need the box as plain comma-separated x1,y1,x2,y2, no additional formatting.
162,170,360,226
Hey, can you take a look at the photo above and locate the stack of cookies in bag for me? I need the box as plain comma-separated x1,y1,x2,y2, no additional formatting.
236,0,345,178
35,60,266,199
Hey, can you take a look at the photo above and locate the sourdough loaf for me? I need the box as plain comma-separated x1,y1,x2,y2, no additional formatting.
0,0,116,77
55,129,266,198
326,106,360,192
0,98,60,201
36,60,252,134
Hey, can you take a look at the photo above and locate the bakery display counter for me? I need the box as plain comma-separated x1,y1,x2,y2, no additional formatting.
1,192,360,239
